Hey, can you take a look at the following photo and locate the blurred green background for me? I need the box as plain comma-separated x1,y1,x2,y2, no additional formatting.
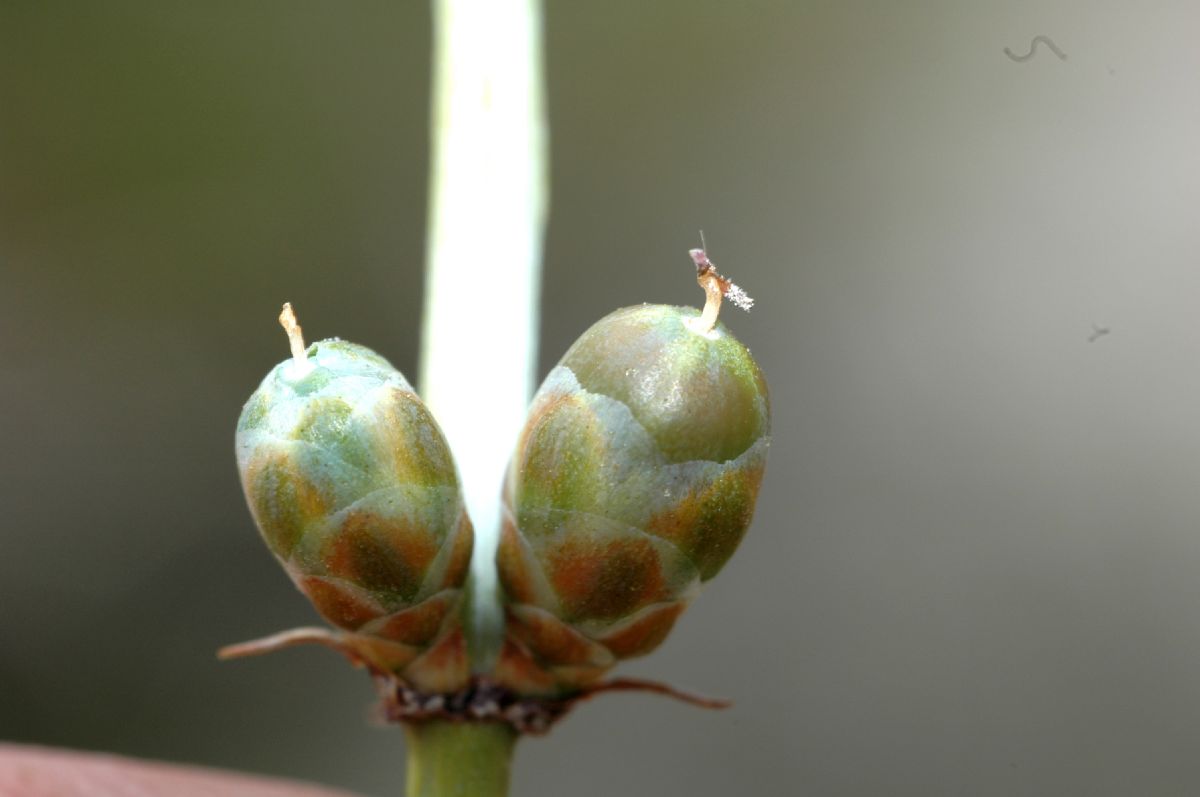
3,2,1200,795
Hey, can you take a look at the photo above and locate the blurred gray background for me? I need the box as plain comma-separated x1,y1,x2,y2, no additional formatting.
3,2,1200,795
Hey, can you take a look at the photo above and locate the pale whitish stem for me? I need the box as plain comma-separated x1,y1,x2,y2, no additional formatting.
419,0,548,672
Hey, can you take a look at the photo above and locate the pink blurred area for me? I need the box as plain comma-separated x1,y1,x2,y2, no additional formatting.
0,744,362,797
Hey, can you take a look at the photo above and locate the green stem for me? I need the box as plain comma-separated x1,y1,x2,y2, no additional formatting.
404,722,517,797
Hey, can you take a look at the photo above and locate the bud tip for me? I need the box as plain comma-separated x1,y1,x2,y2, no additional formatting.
278,302,314,378
688,241,753,334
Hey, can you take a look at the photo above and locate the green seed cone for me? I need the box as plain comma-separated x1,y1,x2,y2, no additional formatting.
495,305,770,696
236,339,473,693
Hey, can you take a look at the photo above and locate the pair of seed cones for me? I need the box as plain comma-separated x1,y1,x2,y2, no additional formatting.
225,256,770,717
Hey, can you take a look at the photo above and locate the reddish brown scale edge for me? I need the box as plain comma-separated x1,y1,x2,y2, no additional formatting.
218,628,727,734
